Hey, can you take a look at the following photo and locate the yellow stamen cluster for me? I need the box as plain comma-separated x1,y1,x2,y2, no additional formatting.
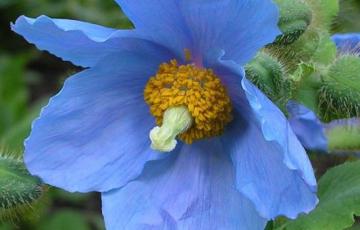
144,60,233,144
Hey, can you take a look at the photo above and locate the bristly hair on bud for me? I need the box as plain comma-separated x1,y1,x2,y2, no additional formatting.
306,0,339,31
273,0,312,45
0,147,45,222
245,52,292,111
267,0,339,72
319,55,360,121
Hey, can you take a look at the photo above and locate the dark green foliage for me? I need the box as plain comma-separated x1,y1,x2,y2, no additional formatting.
0,1,126,228
0,54,29,138
278,161,360,230
38,210,91,230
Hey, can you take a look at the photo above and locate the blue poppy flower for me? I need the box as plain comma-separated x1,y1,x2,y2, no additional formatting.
332,33,360,54
12,1,318,229
287,101,328,152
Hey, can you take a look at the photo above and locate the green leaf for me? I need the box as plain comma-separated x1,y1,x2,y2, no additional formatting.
38,209,91,230
283,161,360,230
0,154,43,220
0,223,12,230
90,214,106,230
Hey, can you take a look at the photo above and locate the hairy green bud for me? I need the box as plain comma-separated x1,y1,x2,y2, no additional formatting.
305,0,339,31
267,28,337,73
0,153,44,221
274,0,312,45
320,55,360,121
246,52,291,109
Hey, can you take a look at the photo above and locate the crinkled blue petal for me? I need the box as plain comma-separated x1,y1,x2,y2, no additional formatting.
229,78,318,219
207,52,318,219
115,0,281,65
25,39,175,193
11,15,135,67
287,101,328,152
102,139,267,230
332,33,360,54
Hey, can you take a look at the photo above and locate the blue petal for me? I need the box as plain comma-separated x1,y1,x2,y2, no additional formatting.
332,33,360,54
208,50,318,219
221,77,318,219
115,0,192,62
25,40,174,193
11,15,134,67
116,0,281,65
287,101,328,152
102,140,267,230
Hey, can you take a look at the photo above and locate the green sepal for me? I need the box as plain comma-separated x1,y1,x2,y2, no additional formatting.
291,63,320,113
273,0,312,45
0,153,44,220
320,55,360,121
310,34,337,66
278,161,360,230
245,52,291,110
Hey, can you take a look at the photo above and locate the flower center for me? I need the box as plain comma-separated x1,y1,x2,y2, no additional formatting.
144,59,233,152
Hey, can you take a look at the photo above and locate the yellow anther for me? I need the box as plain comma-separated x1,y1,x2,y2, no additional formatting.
144,59,233,145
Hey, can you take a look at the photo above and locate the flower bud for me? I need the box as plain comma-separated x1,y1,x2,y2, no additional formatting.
320,55,360,121
273,0,312,45
0,151,44,220
245,52,290,109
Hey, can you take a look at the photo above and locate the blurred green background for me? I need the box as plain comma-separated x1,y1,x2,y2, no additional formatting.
0,1,132,229
0,0,359,229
